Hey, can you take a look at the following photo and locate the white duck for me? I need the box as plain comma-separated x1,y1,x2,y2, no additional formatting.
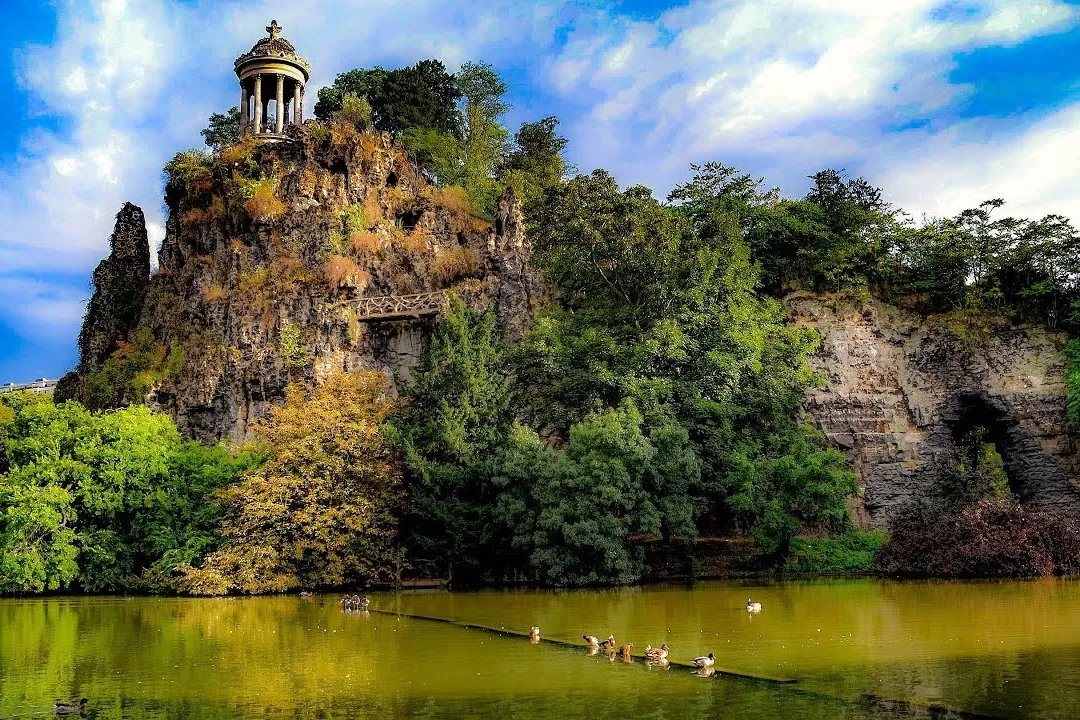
746,598,762,613
691,652,715,668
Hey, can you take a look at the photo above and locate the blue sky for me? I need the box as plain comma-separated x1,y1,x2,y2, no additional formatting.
1,0,1078,382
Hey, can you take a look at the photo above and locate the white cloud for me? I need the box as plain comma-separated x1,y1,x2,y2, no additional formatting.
873,102,1080,221
543,0,1079,206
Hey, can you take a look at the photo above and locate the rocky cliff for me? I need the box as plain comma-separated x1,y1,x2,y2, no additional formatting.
66,124,540,443
789,293,1080,528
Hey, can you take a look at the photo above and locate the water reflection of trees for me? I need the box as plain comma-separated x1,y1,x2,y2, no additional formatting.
4,591,1080,719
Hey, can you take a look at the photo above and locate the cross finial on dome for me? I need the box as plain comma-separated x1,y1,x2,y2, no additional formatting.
266,20,282,40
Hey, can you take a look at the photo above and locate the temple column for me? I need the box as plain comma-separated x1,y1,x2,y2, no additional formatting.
253,74,263,134
239,82,249,136
295,84,303,125
275,74,285,134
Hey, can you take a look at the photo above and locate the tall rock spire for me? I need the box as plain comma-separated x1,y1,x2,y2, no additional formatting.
77,202,151,372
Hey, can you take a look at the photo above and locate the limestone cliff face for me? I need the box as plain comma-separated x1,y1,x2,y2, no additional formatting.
95,125,539,443
789,293,1080,528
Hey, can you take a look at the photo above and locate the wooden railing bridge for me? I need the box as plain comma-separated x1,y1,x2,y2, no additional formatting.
345,291,449,322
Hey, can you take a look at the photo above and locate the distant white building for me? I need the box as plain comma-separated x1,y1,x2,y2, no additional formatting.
0,378,58,394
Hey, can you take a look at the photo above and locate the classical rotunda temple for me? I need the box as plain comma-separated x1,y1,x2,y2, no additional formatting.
235,21,311,139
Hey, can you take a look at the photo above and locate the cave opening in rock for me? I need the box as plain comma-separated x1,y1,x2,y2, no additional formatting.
396,208,423,232
945,391,1026,502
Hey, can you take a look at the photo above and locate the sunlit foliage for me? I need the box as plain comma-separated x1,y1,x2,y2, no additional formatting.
180,373,404,594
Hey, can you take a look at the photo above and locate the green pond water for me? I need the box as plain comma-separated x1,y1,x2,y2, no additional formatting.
3,578,1080,719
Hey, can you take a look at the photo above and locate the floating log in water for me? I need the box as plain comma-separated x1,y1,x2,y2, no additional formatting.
366,607,796,683
364,606,1008,718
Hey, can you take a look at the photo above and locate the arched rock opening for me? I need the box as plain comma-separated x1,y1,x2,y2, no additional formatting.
941,391,1079,511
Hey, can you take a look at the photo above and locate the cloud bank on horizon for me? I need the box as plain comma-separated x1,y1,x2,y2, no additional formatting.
1,0,1078,381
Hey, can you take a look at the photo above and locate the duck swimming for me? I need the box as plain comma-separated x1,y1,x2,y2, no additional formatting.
645,644,669,660
359,594,370,609
54,698,87,716
529,626,541,641
619,643,633,660
746,598,762,613
598,634,616,650
691,653,715,668
582,634,601,647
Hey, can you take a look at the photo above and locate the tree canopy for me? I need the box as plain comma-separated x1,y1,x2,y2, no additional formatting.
0,393,255,593
314,60,461,137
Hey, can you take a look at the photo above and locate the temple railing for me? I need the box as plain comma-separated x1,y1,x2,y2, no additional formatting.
344,291,449,321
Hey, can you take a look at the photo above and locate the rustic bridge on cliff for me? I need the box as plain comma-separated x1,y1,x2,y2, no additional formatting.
346,291,450,321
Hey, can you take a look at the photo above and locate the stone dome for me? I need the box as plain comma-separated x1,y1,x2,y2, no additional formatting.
234,20,311,81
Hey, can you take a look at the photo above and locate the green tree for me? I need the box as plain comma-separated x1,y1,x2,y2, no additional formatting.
456,61,510,214
725,425,856,556
526,403,659,585
314,61,461,137
201,107,242,151
392,297,513,583
516,164,857,564
0,484,79,593
1065,337,1080,432
501,117,570,209
0,396,250,593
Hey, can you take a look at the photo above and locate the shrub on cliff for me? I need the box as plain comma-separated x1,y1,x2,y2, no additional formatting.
76,327,182,410
1066,337,1080,431
242,179,285,222
179,373,404,594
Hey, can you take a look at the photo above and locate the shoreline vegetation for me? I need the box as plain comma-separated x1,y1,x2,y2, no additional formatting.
3,58,1079,596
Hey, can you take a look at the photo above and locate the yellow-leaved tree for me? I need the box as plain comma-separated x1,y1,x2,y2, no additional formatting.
179,372,403,594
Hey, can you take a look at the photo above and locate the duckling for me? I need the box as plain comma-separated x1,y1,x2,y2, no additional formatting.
619,643,633,660
746,598,762,613
582,634,601,648
598,634,616,650
54,698,87,716
359,594,370,609
529,626,541,641
691,652,715,668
